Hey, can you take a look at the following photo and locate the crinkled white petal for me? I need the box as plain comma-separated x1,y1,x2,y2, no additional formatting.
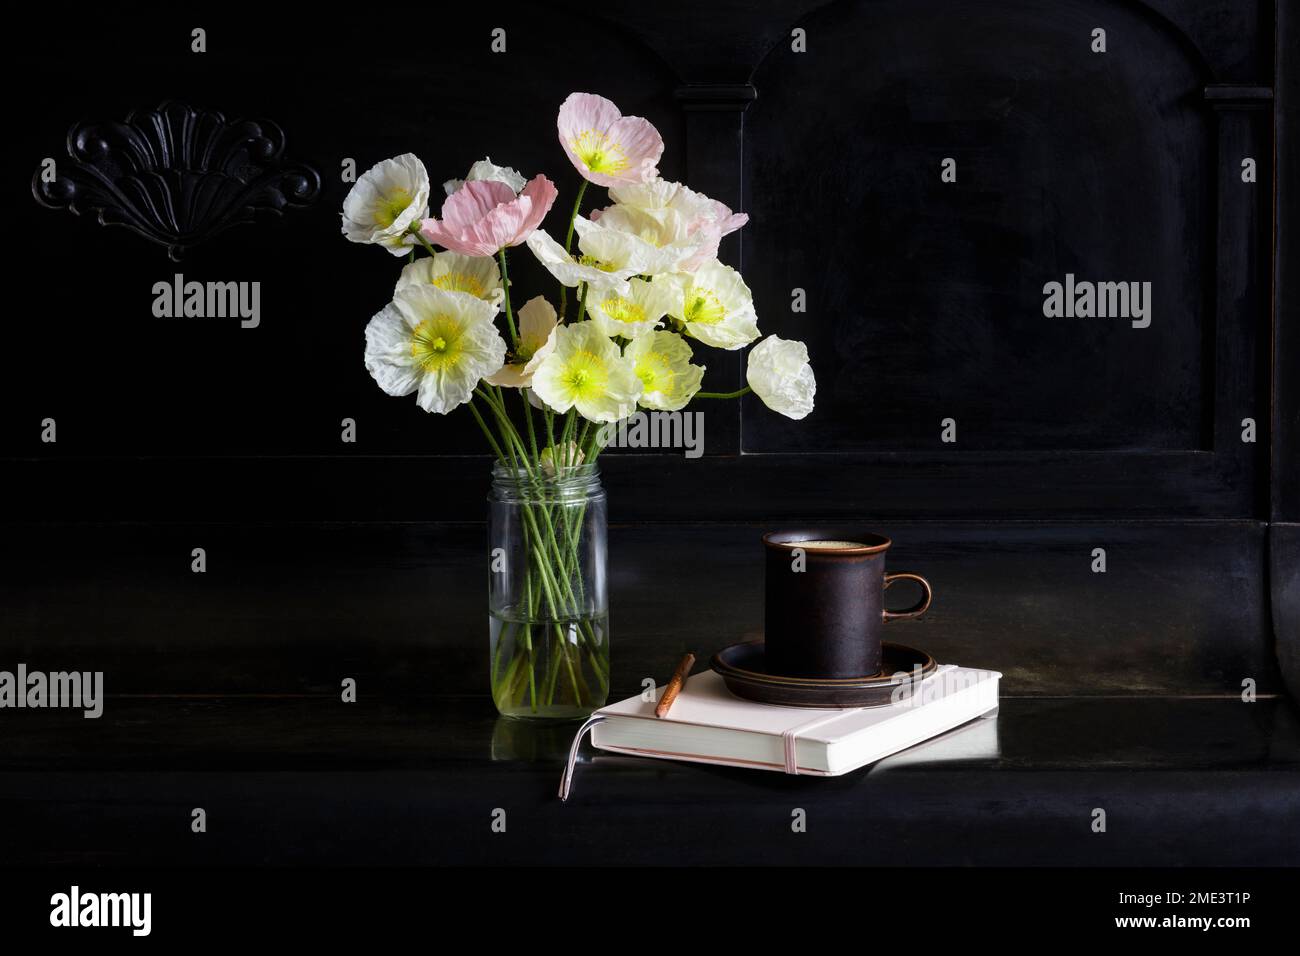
525,229,635,297
608,178,683,210
442,156,527,197
610,178,719,222
574,211,704,276
363,303,421,397
608,178,746,247
746,335,816,420
467,156,527,193
573,226,655,282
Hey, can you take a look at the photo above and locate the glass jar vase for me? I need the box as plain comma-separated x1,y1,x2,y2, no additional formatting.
488,462,609,720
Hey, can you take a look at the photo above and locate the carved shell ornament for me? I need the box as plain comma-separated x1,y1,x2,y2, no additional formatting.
33,100,321,260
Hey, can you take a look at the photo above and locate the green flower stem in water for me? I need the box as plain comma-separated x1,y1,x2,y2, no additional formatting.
548,435,608,687
474,384,608,713
527,539,584,705
514,487,605,689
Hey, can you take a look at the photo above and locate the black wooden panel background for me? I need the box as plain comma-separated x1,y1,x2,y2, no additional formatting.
0,0,1280,523
0,2,1295,873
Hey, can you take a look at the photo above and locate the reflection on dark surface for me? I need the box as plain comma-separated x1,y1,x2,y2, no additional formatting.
491,717,582,763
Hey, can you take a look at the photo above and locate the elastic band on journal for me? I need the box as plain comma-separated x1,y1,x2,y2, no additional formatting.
781,712,850,775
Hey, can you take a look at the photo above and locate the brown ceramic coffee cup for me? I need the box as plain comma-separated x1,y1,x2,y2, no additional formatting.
763,531,933,679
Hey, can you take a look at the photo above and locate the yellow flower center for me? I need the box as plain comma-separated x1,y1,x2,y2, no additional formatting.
561,349,609,399
600,296,645,326
577,254,619,273
684,287,726,325
571,130,629,175
410,317,462,372
432,272,486,297
374,188,413,228
636,352,675,395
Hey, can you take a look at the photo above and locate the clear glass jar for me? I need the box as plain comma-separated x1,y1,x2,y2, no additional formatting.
488,462,609,720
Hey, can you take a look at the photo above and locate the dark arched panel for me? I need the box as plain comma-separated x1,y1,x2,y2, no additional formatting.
744,0,1212,452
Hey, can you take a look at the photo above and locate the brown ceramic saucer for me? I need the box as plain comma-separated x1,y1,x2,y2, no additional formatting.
711,640,937,708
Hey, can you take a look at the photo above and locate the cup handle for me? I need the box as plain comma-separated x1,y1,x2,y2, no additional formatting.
882,572,933,622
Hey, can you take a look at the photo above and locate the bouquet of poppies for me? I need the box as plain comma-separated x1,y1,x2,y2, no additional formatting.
342,92,815,716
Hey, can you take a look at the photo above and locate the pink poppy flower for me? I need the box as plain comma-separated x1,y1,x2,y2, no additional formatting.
557,92,664,188
420,175,558,257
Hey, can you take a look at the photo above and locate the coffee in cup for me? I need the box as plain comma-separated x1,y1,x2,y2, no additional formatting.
763,530,933,679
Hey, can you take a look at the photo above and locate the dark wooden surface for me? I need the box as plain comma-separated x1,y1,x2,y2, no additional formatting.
2,520,1297,866
2,696,1297,866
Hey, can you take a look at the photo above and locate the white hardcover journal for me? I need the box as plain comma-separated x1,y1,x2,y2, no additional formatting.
559,664,1000,798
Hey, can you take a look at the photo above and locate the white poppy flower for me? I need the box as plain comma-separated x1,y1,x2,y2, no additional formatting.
341,154,430,256
525,228,647,297
625,331,706,411
531,321,643,422
608,178,747,236
746,335,816,420
603,178,747,271
396,250,504,308
665,260,760,350
606,178,681,211
486,296,558,388
574,209,707,276
442,156,528,197
364,285,506,414
585,276,675,341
